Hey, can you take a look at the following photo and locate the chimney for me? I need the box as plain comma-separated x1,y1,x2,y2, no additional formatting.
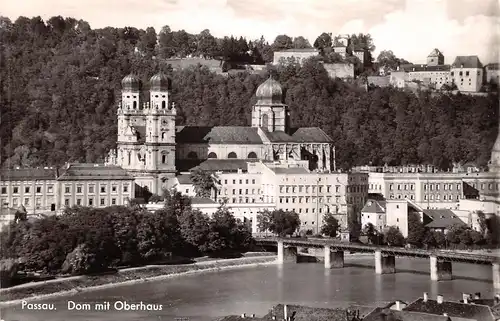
272,317,276,320
284,305,288,321
251,314,255,318
437,295,444,304
463,293,470,304
494,294,500,304
474,292,481,300
395,301,401,310
241,314,246,318
423,292,428,302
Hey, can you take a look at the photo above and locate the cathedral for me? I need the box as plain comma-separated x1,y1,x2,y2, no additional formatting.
107,73,336,196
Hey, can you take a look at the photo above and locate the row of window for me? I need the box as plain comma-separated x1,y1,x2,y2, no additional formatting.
1,185,54,194
64,197,122,207
1,197,47,207
279,196,342,204
424,194,461,201
220,188,260,196
223,179,257,185
390,184,415,191
207,152,258,159
423,183,461,191
64,184,129,194
472,182,499,191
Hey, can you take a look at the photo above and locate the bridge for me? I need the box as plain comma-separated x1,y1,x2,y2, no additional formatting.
255,237,500,289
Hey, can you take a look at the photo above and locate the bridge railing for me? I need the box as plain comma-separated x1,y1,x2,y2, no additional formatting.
254,237,499,263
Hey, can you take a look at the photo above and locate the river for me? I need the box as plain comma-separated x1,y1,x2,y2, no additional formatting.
0,256,495,321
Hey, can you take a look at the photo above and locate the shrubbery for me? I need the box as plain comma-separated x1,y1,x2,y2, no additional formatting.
0,193,253,276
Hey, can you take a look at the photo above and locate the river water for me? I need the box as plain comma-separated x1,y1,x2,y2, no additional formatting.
0,256,495,321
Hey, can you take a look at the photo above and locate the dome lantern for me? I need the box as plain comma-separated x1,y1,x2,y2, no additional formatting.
150,72,171,92
255,75,283,105
121,74,141,92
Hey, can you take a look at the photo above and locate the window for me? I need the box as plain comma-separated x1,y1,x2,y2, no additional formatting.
77,199,82,206
112,185,117,193
100,186,106,193
100,198,105,206
89,198,93,206
65,199,69,206
25,187,30,193
77,186,82,193
239,180,243,184
162,155,166,164
123,184,128,193
465,71,469,76
36,186,42,193
1,187,6,194
36,198,41,206
112,198,116,205
185,189,189,193
65,186,70,193
13,187,18,194
12,198,18,206
252,179,255,184
89,185,94,193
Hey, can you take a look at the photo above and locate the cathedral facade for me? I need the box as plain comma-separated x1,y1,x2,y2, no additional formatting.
108,73,336,196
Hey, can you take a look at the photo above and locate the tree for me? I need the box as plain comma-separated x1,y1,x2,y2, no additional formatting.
313,32,332,51
190,168,217,198
257,209,300,236
321,213,339,237
406,212,426,247
272,35,293,52
178,209,210,254
164,189,192,217
292,36,312,49
197,29,218,58
376,50,410,74
363,223,378,244
137,27,157,57
384,226,405,247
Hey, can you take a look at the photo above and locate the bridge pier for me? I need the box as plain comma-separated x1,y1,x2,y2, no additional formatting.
374,251,395,274
277,241,297,264
430,256,452,281
324,246,344,269
493,263,500,290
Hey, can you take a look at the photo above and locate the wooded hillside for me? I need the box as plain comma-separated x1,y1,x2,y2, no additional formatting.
0,16,497,170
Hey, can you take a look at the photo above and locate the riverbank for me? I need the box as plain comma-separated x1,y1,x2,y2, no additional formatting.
0,254,277,307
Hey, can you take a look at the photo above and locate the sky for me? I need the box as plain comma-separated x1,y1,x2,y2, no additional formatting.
2,0,499,64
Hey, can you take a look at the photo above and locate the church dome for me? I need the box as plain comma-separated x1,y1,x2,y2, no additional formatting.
121,74,140,91
256,76,283,104
150,72,171,91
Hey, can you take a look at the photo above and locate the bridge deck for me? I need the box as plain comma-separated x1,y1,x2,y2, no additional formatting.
255,237,499,265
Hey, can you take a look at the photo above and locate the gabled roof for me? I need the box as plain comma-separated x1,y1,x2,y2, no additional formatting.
428,48,444,57
423,209,466,229
191,197,217,205
361,199,386,213
364,308,454,321
404,298,495,320
485,63,499,70
276,48,319,53
0,168,58,181
452,56,483,69
289,127,333,143
175,174,193,185
400,64,451,72
176,126,263,144
262,304,356,321
269,167,309,174
192,159,260,172
57,164,134,181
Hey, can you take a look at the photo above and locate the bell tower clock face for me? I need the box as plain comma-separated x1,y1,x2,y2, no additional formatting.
160,119,169,131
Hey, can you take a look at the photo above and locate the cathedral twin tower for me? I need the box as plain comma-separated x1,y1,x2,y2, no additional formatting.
111,73,177,194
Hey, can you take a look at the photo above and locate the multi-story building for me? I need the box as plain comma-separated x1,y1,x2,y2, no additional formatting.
450,56,484,92
485,63,499,86
0,167,59,216
56,163,135,209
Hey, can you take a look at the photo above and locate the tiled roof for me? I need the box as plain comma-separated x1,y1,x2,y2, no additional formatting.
486,63,499,70
400,64,451,72
290,127,333,143
57,164,134,181
175,174,193,185
404,298,495,320
0,168,58,181
191,197,217,205
364,308,453,321
428,48,444,57
176,126,263,144
361,199,386,214
423,209,466,229
270,167,309,174
192,159,260,172
277,48,319,53
262,130,297,143
262,304,356,321
452,56,483,69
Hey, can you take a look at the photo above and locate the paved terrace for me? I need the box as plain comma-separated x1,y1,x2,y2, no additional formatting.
255,237,500,265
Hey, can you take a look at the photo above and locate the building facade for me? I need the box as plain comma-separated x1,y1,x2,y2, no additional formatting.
450,56,484,92
272,49,320,66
